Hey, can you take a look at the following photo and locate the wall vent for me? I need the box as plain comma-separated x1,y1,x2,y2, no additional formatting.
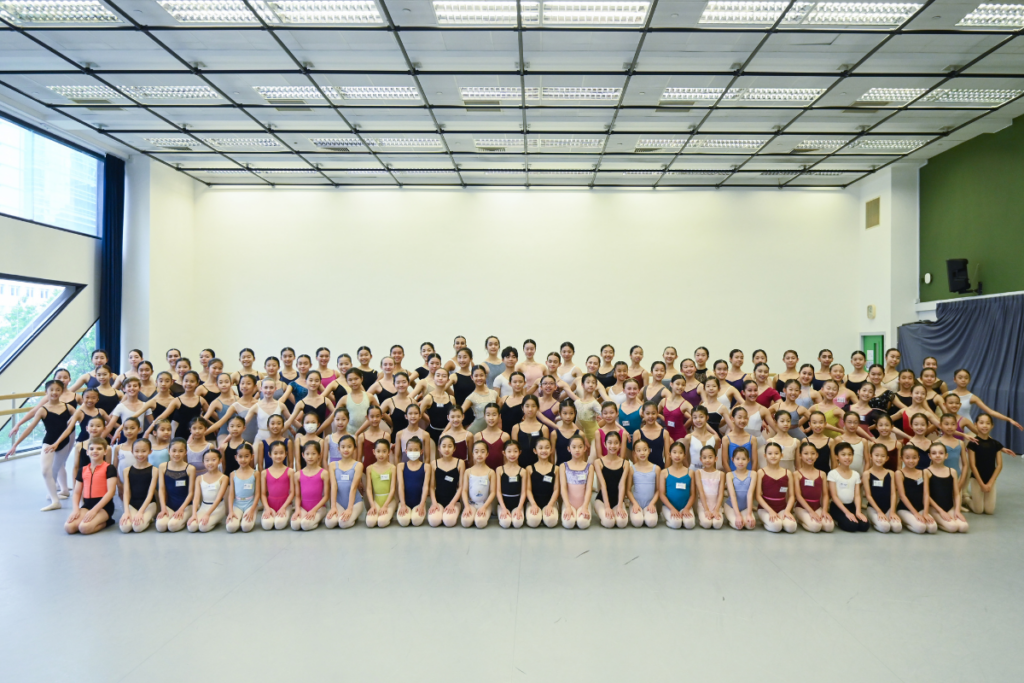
866,197,881,228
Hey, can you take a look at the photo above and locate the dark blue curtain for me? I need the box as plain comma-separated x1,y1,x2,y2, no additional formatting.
898,294,1024,452
99,155,125,374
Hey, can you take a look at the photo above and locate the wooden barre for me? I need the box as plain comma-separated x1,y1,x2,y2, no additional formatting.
0,391,45,401
0,406,34,417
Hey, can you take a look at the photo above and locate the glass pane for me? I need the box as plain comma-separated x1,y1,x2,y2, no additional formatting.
0,116,102,236
1,322,98,455
0,278,67,359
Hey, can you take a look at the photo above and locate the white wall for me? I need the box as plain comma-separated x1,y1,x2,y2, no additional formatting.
118,180,865,373
0,214,101,398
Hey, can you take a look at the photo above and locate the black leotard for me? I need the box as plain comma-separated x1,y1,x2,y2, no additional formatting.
434,462,460,507
415,367,429,380
500,399,524,435
425,394,452,443
706,411,724,434
898,473,926,513
389,404,409,434
127,465,155,509
868,472,892,511
596,370,615,388
500,468,522,508
553,428,580,465
530,461,556,507
41,403,71,451
94,390,120,416
302,399,328,425
600,461,624,508
171,397,204,439
452,373,476,427
638,427,667,468
332,383,347,404
845,379,867,395
516,426,542,469
77,407,99,442
972,436,1003,484
376,383,396,407
223,441,242,476
928,470,955,513
804,439,832,473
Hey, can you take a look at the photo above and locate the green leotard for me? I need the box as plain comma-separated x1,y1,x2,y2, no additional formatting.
369,466,392,506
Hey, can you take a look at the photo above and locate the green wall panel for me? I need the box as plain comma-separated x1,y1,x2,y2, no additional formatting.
919,115,1024,302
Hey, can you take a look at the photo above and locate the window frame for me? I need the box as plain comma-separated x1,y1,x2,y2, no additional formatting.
0,110,106,238
0,272,86,375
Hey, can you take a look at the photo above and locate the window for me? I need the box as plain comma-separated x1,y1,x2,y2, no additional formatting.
0,115,102,236
0,322,98,455
0,276,81,374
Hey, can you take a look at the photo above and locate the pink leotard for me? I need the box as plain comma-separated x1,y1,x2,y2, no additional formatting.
299,469,324,511
266,468,290,511
662,403,688,441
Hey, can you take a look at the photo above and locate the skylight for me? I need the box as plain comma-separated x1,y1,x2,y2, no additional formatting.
0,0,121,24
157,0,382,24
957,3,1024,27
698,2,921,27
432,1,650,26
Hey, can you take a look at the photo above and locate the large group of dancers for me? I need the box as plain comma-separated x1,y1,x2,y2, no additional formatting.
7,337,1019,536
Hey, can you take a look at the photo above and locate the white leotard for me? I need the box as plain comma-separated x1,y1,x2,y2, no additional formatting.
689,434,716,470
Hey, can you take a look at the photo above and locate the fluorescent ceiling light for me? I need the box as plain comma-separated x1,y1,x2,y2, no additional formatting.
536,138,603,147
256,169,320,174
540,87,622,101
698,2,921,27
157,0,382,24
145,137,199,147
484,169,526,174
659,87,823,103
475,138,533,148
204,137,282,147
529,170,593,175
621,170,662,175
394,170,458,174
338,169,387,174
803,170,846,175
371,138,444,147
635,138,688,149
794,139,847,150
761,170,800,175
310,137,365,148
255,85,420,101
0,0,121,24
848,138,926,151
957,3,1024,27
120,85,222,99
859,87,927,101
205,170,254,174
47,85,123,99
460,86,540,101
687,138,766,150
669,170,732,175
927,88,1023,104
432,1,649,26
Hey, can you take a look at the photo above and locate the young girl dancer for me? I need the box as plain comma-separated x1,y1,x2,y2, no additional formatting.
477,404,509,471
593,402,628,462
660,442,696,529
156,438,195,532
827,442,869,532
186,449,228,532
774,350,800,391
296,413,325,462
260,441,293,530
967,414,1014,515
231,348,260,385
802,411,836,474
926,443,969,533
793,442,834,532
872,414,901,471
725,447,755,530
626,439,659,528
774,380,811,438
892,384,942,436
185,418,212,476
880,348,901,391
365,439,398,527
683,406,719,471
560,435,594,529
551,401,583,466
525,438,559,528
722,406,758,472
862,443,902,533
635,402,671,469
810,380,845,437
573,374,604,443
202,373,237,440
946,368,1023,431
420,368,454,443
7,380,74,510
68,349,109,392
461,440,496,528
64,438,116,535
756,442,797,533
325,435,364,529
645,362,670,404
255,414,292,471
660,376,693,443
535,375,562,431
393,403,434,464
111,417,140,497
103,377,147,440
836,411,869,474
147,372,207,441
495,440,526,529
751,363,781,408
440,405,472,462
766,411,799,471
895,445,936,534
511,395,548,469
291,441,329,531
724,349,746,393
701,377,732,434
594,431,629,528
148,419,173,468
118,438,157,533
226,443,260,533
694,446,724,529
218,416,247,476
396,437,430,527
428,435,464,527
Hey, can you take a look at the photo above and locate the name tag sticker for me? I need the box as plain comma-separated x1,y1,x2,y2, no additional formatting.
531,432,540,437
804,478,814,486
509,476,517,482
873,480,883,487
445,476,454,482
175,480,186,487
380,473,390,481
340,474,350,481
676,483,687,490
543,476,553,483
779,487,788,493
243,483,253,490
916,479,923,485
667,421,675,427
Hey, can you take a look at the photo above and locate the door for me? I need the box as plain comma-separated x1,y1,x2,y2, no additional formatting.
862,335,884,366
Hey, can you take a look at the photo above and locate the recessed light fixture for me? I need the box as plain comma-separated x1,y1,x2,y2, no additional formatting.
310,137,366,148
394,169,458,174
669,170,732,175
698,2,921,27
794,139,847,150
659,87,824,103
256,169,320,174
957,3,1024,27
687,138,767,150
460,86,540,101
120,85,222,99
848,138,927,151
621,170,662,175
47,85,123,100
459,86,619,102
474,138,534,148
0,0,121,24
859,87,928,101
255,85,420,101
371,138,445,147
204,137,282,147
157,0,383,24
528,170,593,175
145,136,199,148
432,1,650,26
859,86,1023,104
536,138,603,148
635,138,688,150
473,138,602,148
540,86,622,101
205,170,254,174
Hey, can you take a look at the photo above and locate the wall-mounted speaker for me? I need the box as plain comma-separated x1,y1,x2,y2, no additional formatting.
947,258,982,295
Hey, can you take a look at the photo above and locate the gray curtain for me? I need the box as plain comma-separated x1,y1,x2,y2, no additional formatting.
897,294,1023,452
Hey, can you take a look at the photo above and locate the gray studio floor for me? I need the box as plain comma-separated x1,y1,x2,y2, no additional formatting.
1,454,1021,683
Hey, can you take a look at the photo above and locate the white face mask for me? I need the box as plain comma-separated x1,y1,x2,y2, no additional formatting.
304,424,317,434
407,450,421,461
